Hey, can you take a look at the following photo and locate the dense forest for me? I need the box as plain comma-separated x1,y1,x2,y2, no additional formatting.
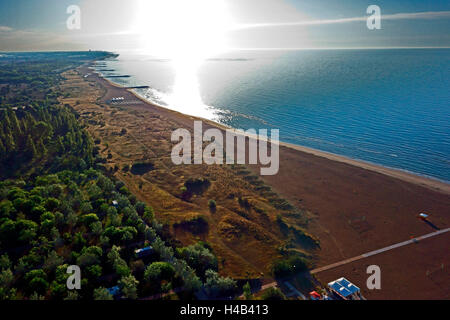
0,52,109,178
0,53,238,300
0,168,234,300
0,106,93,178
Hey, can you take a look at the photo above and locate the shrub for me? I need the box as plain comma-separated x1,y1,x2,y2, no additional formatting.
173,216,208,235
130,162,154,175
208,200,216,211
93,287,113,300
184,178,210,194
243,282,252,300
271,256,308,278
261,287,286,300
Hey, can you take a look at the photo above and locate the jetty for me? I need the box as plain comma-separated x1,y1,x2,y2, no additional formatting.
126,86,150,89
104,75,131,78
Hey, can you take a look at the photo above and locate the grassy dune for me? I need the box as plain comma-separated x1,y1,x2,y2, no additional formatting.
60,68,318,279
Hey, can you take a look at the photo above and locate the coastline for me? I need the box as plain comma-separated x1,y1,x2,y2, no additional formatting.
93,65,450,195
78,62,450,299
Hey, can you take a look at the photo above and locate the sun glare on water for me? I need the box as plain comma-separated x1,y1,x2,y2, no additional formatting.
136,0,233,116
135,0,233,116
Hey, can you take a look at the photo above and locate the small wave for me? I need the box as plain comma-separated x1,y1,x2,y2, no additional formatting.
134,87,170,107
227,111,269,126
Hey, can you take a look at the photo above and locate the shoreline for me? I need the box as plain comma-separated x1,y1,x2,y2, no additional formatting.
78,62,450,299
92,64,450,195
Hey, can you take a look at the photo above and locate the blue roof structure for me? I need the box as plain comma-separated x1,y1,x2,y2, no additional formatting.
328,277,360,298
135,246,153,257
107,286,121,297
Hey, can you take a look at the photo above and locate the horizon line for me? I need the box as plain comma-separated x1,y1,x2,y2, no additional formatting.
1,46,450,54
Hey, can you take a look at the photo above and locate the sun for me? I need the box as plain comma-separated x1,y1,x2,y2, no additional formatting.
136,0,234,61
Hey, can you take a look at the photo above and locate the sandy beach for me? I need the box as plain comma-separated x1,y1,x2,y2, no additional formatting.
76,64,450,299
96,65,450,195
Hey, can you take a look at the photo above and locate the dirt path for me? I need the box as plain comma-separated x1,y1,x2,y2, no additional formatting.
248,228,450,299
311,227,450,274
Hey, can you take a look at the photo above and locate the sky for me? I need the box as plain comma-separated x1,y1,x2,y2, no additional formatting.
0,0,449,52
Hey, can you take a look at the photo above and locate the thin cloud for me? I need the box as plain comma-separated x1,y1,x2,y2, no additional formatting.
234,11,450,29
0,26,13,32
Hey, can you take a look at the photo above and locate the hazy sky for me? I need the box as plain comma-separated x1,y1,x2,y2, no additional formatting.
0,0,449,52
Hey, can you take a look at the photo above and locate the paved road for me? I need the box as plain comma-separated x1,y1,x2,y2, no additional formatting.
311,227,450,274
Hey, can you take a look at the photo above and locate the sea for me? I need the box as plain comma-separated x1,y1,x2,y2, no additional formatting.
94,49,450,182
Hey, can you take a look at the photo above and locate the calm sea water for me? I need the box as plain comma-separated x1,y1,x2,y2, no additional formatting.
96,49,450,182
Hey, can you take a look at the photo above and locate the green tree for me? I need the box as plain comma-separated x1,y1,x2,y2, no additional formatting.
144,262,175,283
77,246,102,267
0,269,14,289
177,243,218,277
81,213,99,226
43,251,63,274
204,270,237,299
107,246,131,277
119,275,139,300
86,264,102,279
25,269,49,295
0,201,15,219
0,254,11,270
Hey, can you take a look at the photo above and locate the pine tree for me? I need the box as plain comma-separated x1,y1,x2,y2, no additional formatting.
37,138,46,156
0,139,5,156
7,109,22,136
25,135,37,159
4,132,15,152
